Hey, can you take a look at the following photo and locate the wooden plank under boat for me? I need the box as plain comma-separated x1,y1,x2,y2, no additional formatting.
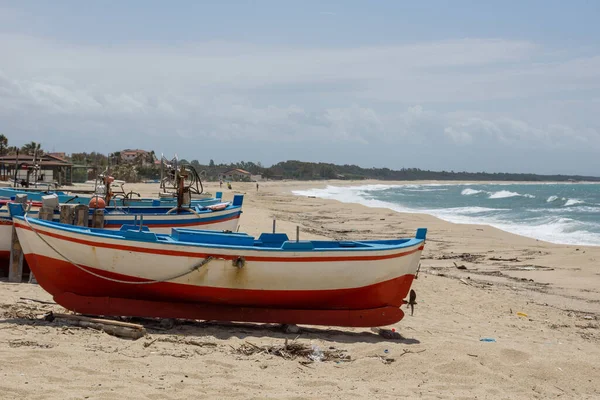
12,215,427,327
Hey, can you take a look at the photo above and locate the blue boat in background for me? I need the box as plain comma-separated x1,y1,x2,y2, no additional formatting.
0,187,223,207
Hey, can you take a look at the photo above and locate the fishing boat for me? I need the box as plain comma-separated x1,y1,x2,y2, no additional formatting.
11,212,426,327
1,160,221,208
0,194,243,271
89,200,243,233
0,199,43,259
3,195,243,233
0,186,223,208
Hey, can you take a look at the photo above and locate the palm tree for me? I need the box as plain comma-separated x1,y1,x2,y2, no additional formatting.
134,152,146,167
111,151,121,165
5,146,18,155
0,134,7,156
21,141,42,156
146,150,156,165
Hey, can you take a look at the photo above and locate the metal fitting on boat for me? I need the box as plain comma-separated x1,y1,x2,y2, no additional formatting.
233,256,245,269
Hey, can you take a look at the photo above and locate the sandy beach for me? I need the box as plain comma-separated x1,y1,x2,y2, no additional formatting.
1,180,599,399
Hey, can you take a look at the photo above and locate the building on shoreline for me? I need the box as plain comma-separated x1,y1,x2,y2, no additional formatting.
0,154,74,186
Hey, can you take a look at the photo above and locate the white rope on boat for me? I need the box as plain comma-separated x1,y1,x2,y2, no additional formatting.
22,213,215,285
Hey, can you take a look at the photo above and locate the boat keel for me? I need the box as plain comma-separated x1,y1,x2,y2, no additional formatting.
54,292,406,328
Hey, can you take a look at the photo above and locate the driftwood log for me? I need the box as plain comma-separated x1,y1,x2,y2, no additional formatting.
45,312,146,340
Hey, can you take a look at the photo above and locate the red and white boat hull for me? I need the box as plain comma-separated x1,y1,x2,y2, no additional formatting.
0,220,12,260
14,218,425,327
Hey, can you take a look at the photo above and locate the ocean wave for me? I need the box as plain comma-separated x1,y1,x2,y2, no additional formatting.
564,198,584,206
292,185,413,213
487,190,535,199
492,218,600,246
293,184,394,198
488,190,521,199
461,188,485,196
430,211,600,246
462,188,536,199
399,184,449,192
404,188,448,192
292,184,600,246
528,205,600,214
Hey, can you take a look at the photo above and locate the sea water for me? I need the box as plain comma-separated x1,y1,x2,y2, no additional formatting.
292,183,600,246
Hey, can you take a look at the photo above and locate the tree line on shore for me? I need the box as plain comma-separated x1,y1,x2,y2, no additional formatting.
1,136,598,182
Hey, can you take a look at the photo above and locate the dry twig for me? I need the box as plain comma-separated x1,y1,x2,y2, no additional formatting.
233,339,350,363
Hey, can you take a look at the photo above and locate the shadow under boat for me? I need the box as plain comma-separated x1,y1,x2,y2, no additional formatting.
0,312,420,345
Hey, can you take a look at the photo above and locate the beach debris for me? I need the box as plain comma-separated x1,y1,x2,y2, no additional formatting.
371,327,404,340
517,312,528,318
453,262,467,270
374,356,396,364
1,302,54,320
282,324,301,334
155,336,218,348
436,253,484,263
143,338,159,348
489,257,519,262
159,318,176,330
233,339,350,363
18,297,56,305
8,339,55,349
370,348,425,364
479,338,496,342
44,312,146,340
575,322,599,330
309,345,324,362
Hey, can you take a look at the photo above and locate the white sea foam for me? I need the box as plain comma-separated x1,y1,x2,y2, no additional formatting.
292,185,412,212
488,190,521,199
461,188,484,196
432,206,506,215
404,188,449,192
486,190,535,199
292,184,600,246
564,198,584,206
423,211,600,246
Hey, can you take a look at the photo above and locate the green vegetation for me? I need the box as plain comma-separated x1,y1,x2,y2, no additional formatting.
180,160,600,182
1,133,597,182
70,157,600,183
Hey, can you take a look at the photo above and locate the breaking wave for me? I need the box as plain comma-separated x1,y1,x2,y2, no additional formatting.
564,198,584,206
292,183,600,246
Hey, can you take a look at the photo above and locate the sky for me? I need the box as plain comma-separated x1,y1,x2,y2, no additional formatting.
1,0,599,175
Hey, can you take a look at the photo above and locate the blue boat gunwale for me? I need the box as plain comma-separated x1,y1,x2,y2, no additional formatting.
100,203,242,217
28,203,243,218
13,216,427,253
0,188,227,208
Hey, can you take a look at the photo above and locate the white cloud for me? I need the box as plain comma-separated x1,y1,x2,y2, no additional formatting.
0,33,598,173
